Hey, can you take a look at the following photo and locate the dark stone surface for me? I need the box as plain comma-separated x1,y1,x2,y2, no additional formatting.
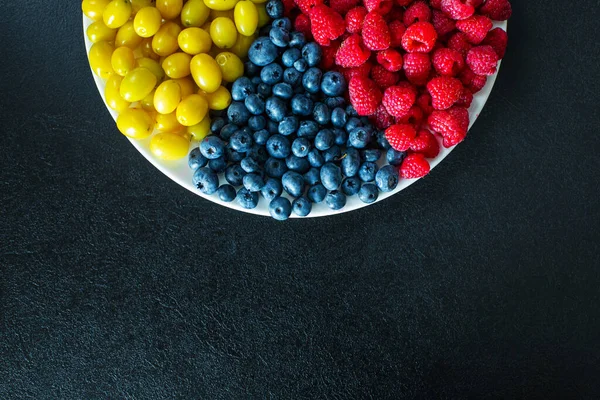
2,1,600,399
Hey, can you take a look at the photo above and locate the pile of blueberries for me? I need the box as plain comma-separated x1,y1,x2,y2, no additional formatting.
188,0,405,220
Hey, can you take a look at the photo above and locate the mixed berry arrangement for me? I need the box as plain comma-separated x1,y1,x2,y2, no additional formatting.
83,0,511,220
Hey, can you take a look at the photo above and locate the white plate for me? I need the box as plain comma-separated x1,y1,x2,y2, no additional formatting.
83,16,506,218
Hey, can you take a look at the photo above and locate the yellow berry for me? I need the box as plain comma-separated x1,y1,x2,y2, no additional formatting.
133,6,163,38
178,28,212,55
153,80,182,114
203,0,239,11
256,3,270,28
103,0,132,29
187,116,212,141
115,21,144,48
156,0,183,20
203,85,232,110
209,9,234,19
180,0,211,27
150,132,190,160
117,108,154,139
234,1,258,36
155,111,185,133
176,94,208,126
131,0,154,13
136,57,165,81
230,32,256,58
86,20,117,43
83,0,111,21
214,52,244,82
209,17,237,49
89,41,115,80
161,52,192,79
111,46,136,76
120,67,157,102
172,77,198,98
152,21,182,57
105,74,131,112
190,53,222,93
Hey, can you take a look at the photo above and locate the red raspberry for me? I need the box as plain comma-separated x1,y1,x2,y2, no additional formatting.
410,129,440,158
466,45,498,75
372,103,395,129
321,40,341,70
294,14,312,40
371,65,400,88
397,105,425,126
309,5,345,46
364,0,393,14
341,61,373,82
395,0,413,6
427,76,463,110
345,6,367,34
330,0,359,15
447,32,472,58
482,27,508,59
402,22,438,53
455,87,473,107
479,0,512,21
441,0,475,20
467,0,483,7
282,0,296,14
403,1,432,26
428,106,469,147
416,93,434,115
432,10,456,37
335,34,371,68
385,124,417,151
349,76,382,116
430,0,443,9
294,0,324,14
376,49,403,72
386,8,404,23
388,21,406,47
432,47,465,76
455,15,493,44
403,53,432,85
382,85,417,118
362,11,391,51
459,67,487,92
400,153,430,179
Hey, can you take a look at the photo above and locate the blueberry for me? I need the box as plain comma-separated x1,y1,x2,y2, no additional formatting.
341,148,360,177
320,71,346,97
297,120,319,138
312,102,330,126
261,178,283,202
268,197,292,220
264,157,288,178
257,83,272,97
265,96,287,122
307,148,324,167
307,183,327,203
283,67,302,86
251,76,262,87
361,149,382,162
386,148,406,166
289,31,306,48
246,144,269,163
375,165,399,192
302,67,322,94
331,107,347,128
243,173,266,192
358,161,378,182
244,94,266,115
231,77,255,101
346,104,358,117
188,147,208,170
244,61,260,77
253,129,270,145
225,164,246,186
220,123,239,140
345,117,362,132
332,128,347,146
348,127,371,149
315,129,334,151
265,0,284,18
293,58,308,72
325,190,346,210
272,17,291,30
269,26,290,47
192,168,219,195
292,196,312,217
302,42,322,67
261,63,283,85
325,96,345,108
291,94,313,116
341,177,361,196
266,134,291,159
241,156,260,173
377,130,391,149
217,184,236,202
282,48,301,67
272,83,293,99
282,171,305,197
323,145,341,162
200,136,225,159
248,36,279,66
292,137,311,158
286,155,311,173
236,187,259,209
358,183,379,203
228,101,251,125
226,147,245,163
230,130,253,152
267,120,279,134
278,116,299,136
303,167,320,185
320,162,342,191
248,115,266,131
210,117,226,134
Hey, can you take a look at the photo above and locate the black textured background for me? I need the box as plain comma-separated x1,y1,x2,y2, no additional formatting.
2,1,600,399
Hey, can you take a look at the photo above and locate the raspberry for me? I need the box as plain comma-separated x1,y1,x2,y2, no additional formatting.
362,11,391,51
402,22,438,53
441,0,475,20
321,40,341,69
455,15,493,44
403,53,432,85
432,47,465,76
335,34,371,68
388,20,406,47
345,6,367,34
410,129,440,158
309,5,345,46
432,10,456,37
466,0,483,7
382,85,417,118
376,49,403,72
459,67,487,92
428,106,469,147
372,103,395,129
430,0,443,9
416,93,434,115
427,76,463,110
330,0,359,15
364,0,393,14
341,61,373,82
294,0,324,14
386,8,404,23
400,153,430,179
395,0,413,6
294,14,312,40
466,45,498,75
385,124,417,151
482,27,508,59
403,1,432,26
479,0,512,21
348,76,382,116
397,105,425,126
455,87,473,107
371,65,400,87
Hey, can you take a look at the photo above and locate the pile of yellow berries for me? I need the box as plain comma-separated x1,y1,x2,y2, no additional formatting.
84,0,270,160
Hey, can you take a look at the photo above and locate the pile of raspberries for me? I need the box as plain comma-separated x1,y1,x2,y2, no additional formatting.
283,0,511,178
